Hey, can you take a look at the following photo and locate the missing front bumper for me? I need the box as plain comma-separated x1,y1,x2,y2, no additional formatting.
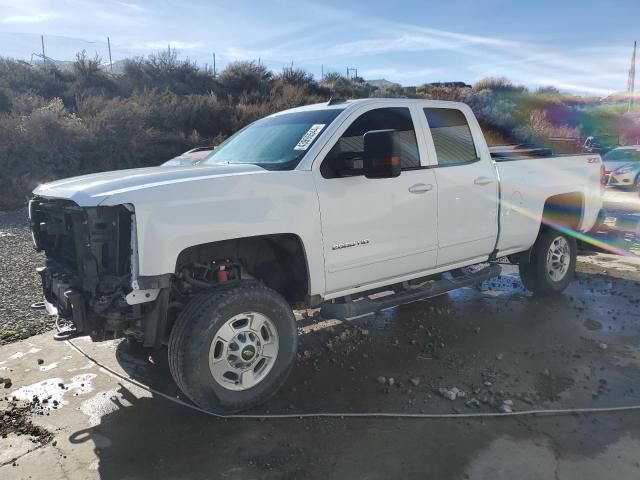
38,266,89,331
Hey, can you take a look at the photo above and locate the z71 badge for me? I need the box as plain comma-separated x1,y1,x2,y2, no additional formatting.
332,239,370,250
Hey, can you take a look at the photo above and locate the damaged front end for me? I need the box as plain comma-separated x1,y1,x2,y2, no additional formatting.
29,198,168,346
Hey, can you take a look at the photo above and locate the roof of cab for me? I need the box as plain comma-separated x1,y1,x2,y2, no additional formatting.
275,98,467,115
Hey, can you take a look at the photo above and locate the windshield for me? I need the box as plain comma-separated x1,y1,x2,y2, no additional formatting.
202,109,343,170
603,149,640,162
162,156,198,167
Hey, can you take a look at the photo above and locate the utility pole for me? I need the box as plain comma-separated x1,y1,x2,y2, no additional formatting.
41,35,46,66
212,52,216,78
321,64,324,81
628,40,637,111
107,36,113,73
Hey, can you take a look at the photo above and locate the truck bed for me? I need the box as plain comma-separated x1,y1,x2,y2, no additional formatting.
494,152,603,255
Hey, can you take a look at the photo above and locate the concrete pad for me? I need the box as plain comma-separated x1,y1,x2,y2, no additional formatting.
0,334,152,479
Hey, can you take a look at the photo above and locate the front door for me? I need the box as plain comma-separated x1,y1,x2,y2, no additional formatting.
313,106,439,296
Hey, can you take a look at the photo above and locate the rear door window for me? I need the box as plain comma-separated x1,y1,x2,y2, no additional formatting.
423,108,478,166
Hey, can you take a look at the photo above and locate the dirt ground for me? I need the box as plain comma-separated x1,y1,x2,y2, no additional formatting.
1,253,640,480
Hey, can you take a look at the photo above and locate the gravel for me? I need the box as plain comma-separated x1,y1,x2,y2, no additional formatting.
438,387,466,401
0,208,53,345
0,398,54,445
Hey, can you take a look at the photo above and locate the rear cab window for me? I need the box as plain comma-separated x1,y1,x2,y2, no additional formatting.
423,108,478,167
321,107,420,177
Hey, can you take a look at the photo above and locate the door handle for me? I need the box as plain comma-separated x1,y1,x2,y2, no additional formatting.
408,183,433,194
474,176,493,186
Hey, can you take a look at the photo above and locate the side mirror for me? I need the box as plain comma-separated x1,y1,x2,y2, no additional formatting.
363,129,401,179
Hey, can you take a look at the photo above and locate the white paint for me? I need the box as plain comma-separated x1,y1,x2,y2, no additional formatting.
39,362,59,372
10,373,97,408
7,347,41,361
68,373,98,395
80,389,135,427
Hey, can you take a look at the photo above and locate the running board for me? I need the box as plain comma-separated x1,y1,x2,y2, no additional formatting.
320,264,502,320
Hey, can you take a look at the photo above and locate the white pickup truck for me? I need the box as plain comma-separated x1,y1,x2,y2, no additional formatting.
29,99,604,412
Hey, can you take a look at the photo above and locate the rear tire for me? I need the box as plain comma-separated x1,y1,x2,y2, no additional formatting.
519,229,576,295
168,282,297,413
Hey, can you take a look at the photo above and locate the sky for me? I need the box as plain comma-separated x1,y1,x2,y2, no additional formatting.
0,0,639,95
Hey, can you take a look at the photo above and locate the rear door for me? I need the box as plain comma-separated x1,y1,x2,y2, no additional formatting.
313,105,439,296
421,107,499,266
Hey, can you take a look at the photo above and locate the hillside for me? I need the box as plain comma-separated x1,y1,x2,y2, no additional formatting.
1,50,639,209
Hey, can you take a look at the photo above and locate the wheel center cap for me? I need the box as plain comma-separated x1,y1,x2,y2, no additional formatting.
241,345,256,361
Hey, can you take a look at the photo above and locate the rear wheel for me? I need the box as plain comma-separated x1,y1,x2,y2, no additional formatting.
168,283,297,413
519,229,576,295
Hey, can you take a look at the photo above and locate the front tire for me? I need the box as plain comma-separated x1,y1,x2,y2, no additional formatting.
168,283,297,413
519,229,576,295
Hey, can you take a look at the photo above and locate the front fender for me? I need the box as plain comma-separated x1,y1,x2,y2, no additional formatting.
103,170,326,296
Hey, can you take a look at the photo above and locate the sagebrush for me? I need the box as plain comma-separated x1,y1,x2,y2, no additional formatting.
0,53,638,209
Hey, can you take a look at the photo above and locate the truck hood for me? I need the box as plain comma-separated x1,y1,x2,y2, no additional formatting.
33,163,267,206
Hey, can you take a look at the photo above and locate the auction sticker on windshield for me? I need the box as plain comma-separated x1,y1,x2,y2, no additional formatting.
294,124,325,150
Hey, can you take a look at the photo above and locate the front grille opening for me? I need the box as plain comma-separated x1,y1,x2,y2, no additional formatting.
31,199,133,279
